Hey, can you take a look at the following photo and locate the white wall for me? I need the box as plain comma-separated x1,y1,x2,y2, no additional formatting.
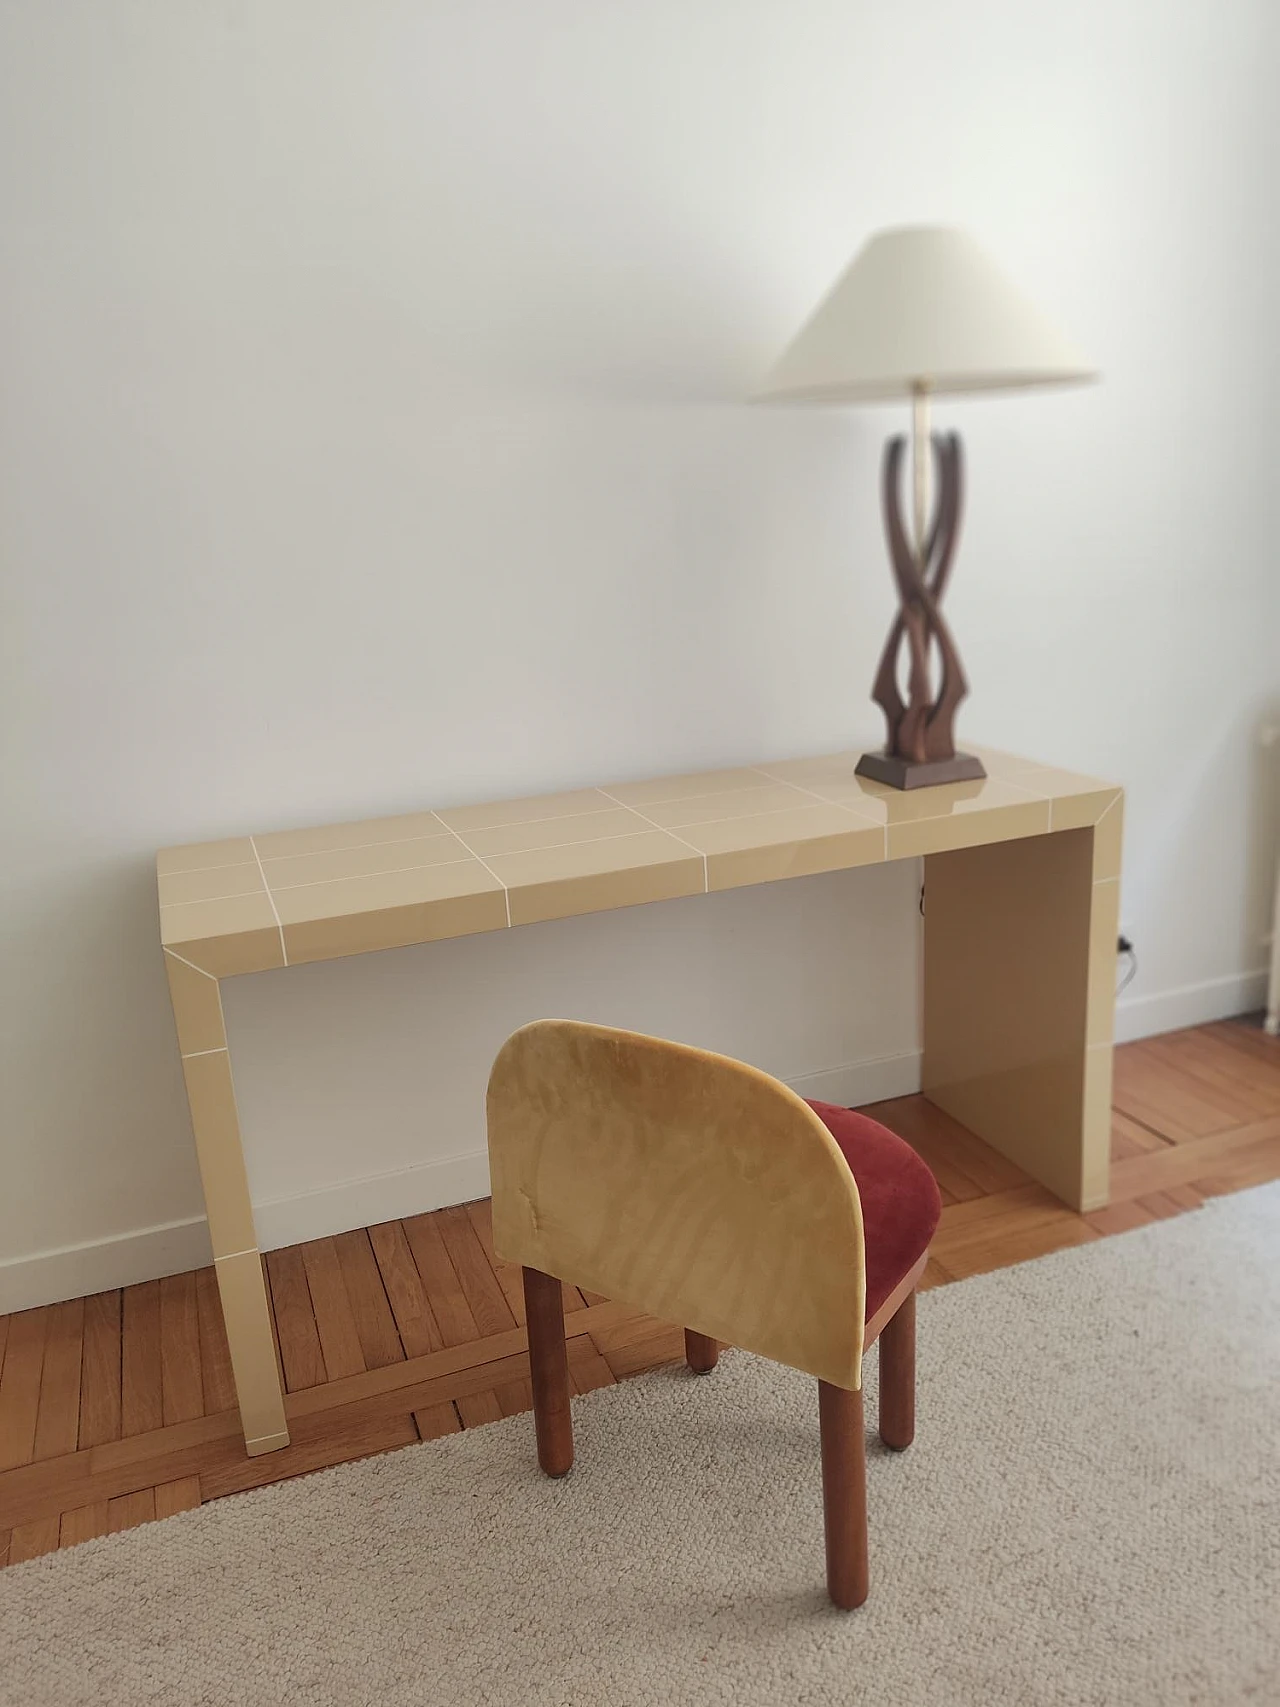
3,0,1277,1309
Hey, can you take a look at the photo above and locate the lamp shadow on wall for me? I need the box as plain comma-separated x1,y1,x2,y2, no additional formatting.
4,857,206,1262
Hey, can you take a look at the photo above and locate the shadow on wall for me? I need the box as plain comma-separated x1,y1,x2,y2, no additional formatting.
2,855,203,1259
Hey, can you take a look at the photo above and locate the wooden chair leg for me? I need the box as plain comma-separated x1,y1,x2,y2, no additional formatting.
522,1266,573,1477
684,1329,719,1373
818,1379,868,1609
878,1289,916,1451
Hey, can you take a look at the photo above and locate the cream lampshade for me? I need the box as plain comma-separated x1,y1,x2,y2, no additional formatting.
757,226,1096,788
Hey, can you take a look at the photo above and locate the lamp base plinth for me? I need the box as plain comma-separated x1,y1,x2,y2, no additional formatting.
855,751,987,791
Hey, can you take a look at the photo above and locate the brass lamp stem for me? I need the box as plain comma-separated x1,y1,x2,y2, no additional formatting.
911,384,931,562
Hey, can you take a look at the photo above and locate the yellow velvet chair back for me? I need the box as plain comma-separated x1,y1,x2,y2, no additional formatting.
487,1020,867,1390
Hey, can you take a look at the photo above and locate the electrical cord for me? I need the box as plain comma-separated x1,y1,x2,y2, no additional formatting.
1117,935,1138,995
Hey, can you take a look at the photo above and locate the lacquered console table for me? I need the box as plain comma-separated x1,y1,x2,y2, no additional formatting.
158,745,1122,1455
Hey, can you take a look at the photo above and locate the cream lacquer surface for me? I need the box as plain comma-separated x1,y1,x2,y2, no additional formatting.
158,747,1121,975
157,745,1122,1452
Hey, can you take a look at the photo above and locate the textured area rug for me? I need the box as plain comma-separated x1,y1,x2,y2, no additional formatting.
3,1184,1279,1707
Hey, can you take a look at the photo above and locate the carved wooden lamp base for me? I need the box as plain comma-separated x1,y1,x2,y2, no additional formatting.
855,749,985,790
857,404,986,791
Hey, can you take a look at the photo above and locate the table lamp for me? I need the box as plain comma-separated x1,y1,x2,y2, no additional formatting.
756,226,1096,788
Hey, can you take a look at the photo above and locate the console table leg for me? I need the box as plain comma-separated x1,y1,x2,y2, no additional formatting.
213,1251,290,1454
166,951,290,1455
921,818,1120,1213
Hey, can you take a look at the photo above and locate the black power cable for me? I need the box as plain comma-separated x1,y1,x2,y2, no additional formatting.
1117,935,1138,995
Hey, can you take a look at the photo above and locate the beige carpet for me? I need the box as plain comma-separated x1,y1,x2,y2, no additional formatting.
3,1184,1279,1706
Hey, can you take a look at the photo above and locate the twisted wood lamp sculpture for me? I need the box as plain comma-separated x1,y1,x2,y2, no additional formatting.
757,226,1095,789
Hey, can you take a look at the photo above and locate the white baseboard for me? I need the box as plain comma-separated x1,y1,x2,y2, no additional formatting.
0,1152,493,1314
254,1049,926,1253
0,1217,213,1315
787,1051,923,1109
0,984,1262,1313
1114,969,1269,1044
252,1149,494,1253
0,1050,925,1310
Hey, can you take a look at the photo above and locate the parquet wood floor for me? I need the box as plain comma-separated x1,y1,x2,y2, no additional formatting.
3,1015,1277,1569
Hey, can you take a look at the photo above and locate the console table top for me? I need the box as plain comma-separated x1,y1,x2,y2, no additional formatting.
157,744,1121,978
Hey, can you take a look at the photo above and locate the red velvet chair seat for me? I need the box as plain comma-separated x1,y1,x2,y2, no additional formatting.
806,1101,942,1322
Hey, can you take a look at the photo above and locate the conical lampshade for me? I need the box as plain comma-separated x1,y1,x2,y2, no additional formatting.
757,226,1096,403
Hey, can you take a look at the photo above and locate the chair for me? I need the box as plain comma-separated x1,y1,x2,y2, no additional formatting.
486,1019,942,1608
